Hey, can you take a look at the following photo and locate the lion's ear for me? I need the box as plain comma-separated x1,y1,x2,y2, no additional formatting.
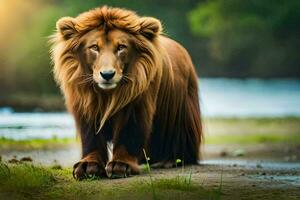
139,17,162,40
56,17,77,40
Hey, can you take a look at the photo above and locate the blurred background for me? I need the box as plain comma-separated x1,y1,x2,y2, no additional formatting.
0,0,299,165
1,0,300,110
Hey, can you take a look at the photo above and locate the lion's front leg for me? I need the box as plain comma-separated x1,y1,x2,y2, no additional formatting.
106,145,140,178
73,119,109,180
106,105,151,178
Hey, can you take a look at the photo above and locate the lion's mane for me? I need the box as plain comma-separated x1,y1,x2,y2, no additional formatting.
51,6,164,131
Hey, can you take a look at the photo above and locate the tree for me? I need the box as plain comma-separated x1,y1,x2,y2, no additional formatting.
189,0,300,77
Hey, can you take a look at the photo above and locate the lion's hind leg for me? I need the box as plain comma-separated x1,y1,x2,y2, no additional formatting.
149,72,202,168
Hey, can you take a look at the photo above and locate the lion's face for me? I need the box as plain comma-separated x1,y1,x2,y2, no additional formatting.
80,29,135,90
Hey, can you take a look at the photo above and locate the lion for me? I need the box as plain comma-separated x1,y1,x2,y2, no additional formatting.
50,6,202,179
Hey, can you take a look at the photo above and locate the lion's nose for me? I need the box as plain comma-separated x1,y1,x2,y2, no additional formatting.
100,70,116,81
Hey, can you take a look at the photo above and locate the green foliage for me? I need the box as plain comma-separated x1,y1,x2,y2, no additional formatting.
189,0,300,77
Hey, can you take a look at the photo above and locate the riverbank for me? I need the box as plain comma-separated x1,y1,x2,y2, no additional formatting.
1,117,299,199
1,117,299,164
1,159,299,200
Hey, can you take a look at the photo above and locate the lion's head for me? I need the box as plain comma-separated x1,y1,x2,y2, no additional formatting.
50,6,164,130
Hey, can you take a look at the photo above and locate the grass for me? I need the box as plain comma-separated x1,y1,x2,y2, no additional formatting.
143,149,157,200
204,117,300,135
204,117,300,144
154,175,195,191
140,153,216,199
0,162,57,199
206,133,300,144
214,169,223,200
0,137,76,151
0,162,221,200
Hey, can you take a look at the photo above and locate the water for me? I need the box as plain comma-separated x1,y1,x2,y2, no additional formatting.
0,113,75,140
199,78,300,117
201,159,300,171
0,78,300,140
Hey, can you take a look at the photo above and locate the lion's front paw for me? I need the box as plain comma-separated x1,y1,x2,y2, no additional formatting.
105,160,140,178
73,151,105,180
73,161,105,180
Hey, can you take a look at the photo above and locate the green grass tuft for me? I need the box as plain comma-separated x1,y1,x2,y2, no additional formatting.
153,176,197,192
206,133,300,145
0,137,76,150
0,162,56,199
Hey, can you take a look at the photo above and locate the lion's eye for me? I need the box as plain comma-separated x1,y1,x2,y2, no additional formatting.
117,44,127,51
89,45,99,52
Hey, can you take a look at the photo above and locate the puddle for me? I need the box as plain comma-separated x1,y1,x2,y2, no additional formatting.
201,159,300,170
201,159,300,187
253,174,300,187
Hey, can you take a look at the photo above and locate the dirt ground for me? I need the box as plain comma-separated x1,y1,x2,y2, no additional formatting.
1,118,300,199
148,162,300,200
1,143,300,200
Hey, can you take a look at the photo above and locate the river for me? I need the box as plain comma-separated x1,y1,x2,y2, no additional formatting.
1,78,300,140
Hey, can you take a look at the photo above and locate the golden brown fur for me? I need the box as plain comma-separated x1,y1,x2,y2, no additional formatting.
50,6,202,179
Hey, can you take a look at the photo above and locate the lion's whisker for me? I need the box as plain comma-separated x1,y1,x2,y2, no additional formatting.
78,74,93,78
78,77,94,85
